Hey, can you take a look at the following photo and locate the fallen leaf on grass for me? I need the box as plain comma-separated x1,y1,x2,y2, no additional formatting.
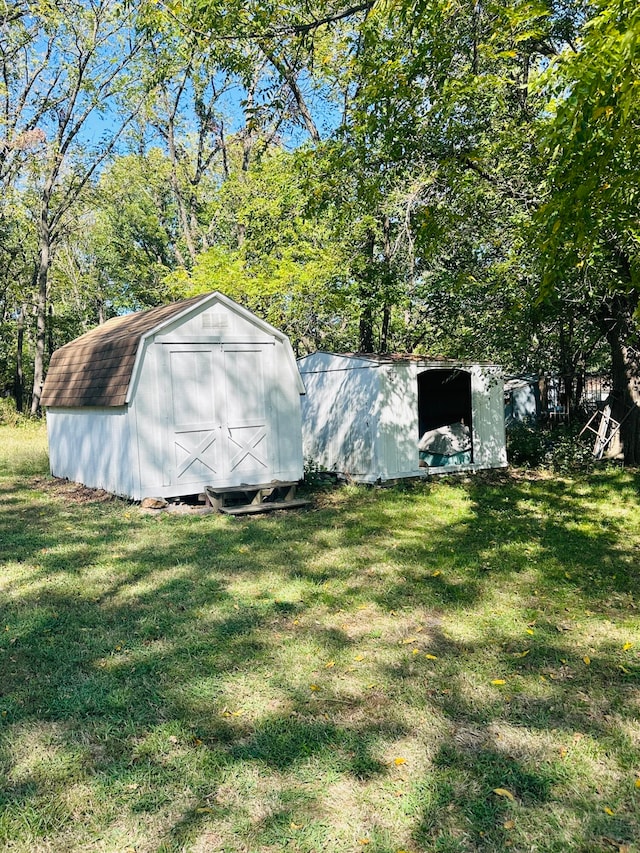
290,822,303,830
432,570,441,577
403,637,418,645
412,648,420,655
503,820,515,830
425,653,438,660
526,629,535,635
354,654,366,661
358,839,370,845
491,679,506,685
583,656,591,665
309,684,319,691
622,642,633,651
603,807,615,816
635,778,640,789
325,660,335,668
394,757,407,766
493,788,515,801
513,650,530,658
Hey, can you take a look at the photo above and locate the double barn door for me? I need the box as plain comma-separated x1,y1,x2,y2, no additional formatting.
159,342,273,489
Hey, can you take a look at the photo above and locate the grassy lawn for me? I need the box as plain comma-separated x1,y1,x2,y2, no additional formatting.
1,423,639,853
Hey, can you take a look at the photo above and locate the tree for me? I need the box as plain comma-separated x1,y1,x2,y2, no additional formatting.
1,0,153,414
537,0,640,459
293,1,586,354
167,145,352,353
0,194,36,410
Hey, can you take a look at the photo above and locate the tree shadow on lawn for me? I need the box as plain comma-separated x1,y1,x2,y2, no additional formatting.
0,469,639,851
358,470,640,612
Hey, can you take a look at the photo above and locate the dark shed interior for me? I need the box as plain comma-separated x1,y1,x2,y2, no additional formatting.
417,368,473,436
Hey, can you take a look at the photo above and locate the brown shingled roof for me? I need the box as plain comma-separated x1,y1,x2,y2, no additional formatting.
42,294,208,408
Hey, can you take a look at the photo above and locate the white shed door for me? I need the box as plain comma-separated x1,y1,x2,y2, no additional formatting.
222,345,271,480
160,343,272,488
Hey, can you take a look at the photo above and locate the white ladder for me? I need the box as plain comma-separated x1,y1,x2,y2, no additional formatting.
579,400,632,459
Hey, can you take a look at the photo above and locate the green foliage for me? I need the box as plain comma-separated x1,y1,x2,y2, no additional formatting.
302,455,333,489
90,150,179,310
545,423,597,473
537,0,640,291
2,0,638,445
507,421,549,467
507,421,596,471
166,148,354,352
0,396,20,427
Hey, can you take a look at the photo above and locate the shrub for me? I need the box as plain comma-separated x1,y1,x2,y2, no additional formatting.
507,421,595,472
303,456,335,489
544,425,596,473
506,421,548,467
0,396,21,427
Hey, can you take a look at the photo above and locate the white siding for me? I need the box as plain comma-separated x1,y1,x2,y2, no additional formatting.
46,294,305,500
269,340,305,482
298,355,380,481
152,300,274,347
378,364,422,479
47,407,134,497
470,366,508,469
298,354,507,483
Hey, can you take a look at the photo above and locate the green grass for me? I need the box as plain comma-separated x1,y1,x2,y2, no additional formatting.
1,424,640,852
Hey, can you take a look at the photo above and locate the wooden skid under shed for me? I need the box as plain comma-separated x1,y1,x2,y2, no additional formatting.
219,499,310,516
205,481,309,515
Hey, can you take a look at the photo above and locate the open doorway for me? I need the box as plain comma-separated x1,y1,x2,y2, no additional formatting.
417,369,473,466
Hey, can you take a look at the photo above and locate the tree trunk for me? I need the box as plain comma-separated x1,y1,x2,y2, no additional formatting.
31,194,52,416
165,110,198,265
359,302,375,352
14,303,25,413
380,304,391,352
47,302,54,359
358,229,376,352
599,293,640,464
380,215,392,352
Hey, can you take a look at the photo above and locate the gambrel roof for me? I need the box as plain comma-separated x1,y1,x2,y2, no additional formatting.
41,295,206,408
42,291,307,409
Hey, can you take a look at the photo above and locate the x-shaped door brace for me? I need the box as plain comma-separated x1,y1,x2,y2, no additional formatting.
176,431,218,479
229,428,267,471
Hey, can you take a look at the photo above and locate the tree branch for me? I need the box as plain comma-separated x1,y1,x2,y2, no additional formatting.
153,0,375,41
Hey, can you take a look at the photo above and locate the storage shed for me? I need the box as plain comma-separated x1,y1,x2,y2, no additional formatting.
42,292,306,500
297,352,507,483
504,376,541,425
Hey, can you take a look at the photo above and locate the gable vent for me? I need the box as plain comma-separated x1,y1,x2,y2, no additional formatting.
202,312,228,329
